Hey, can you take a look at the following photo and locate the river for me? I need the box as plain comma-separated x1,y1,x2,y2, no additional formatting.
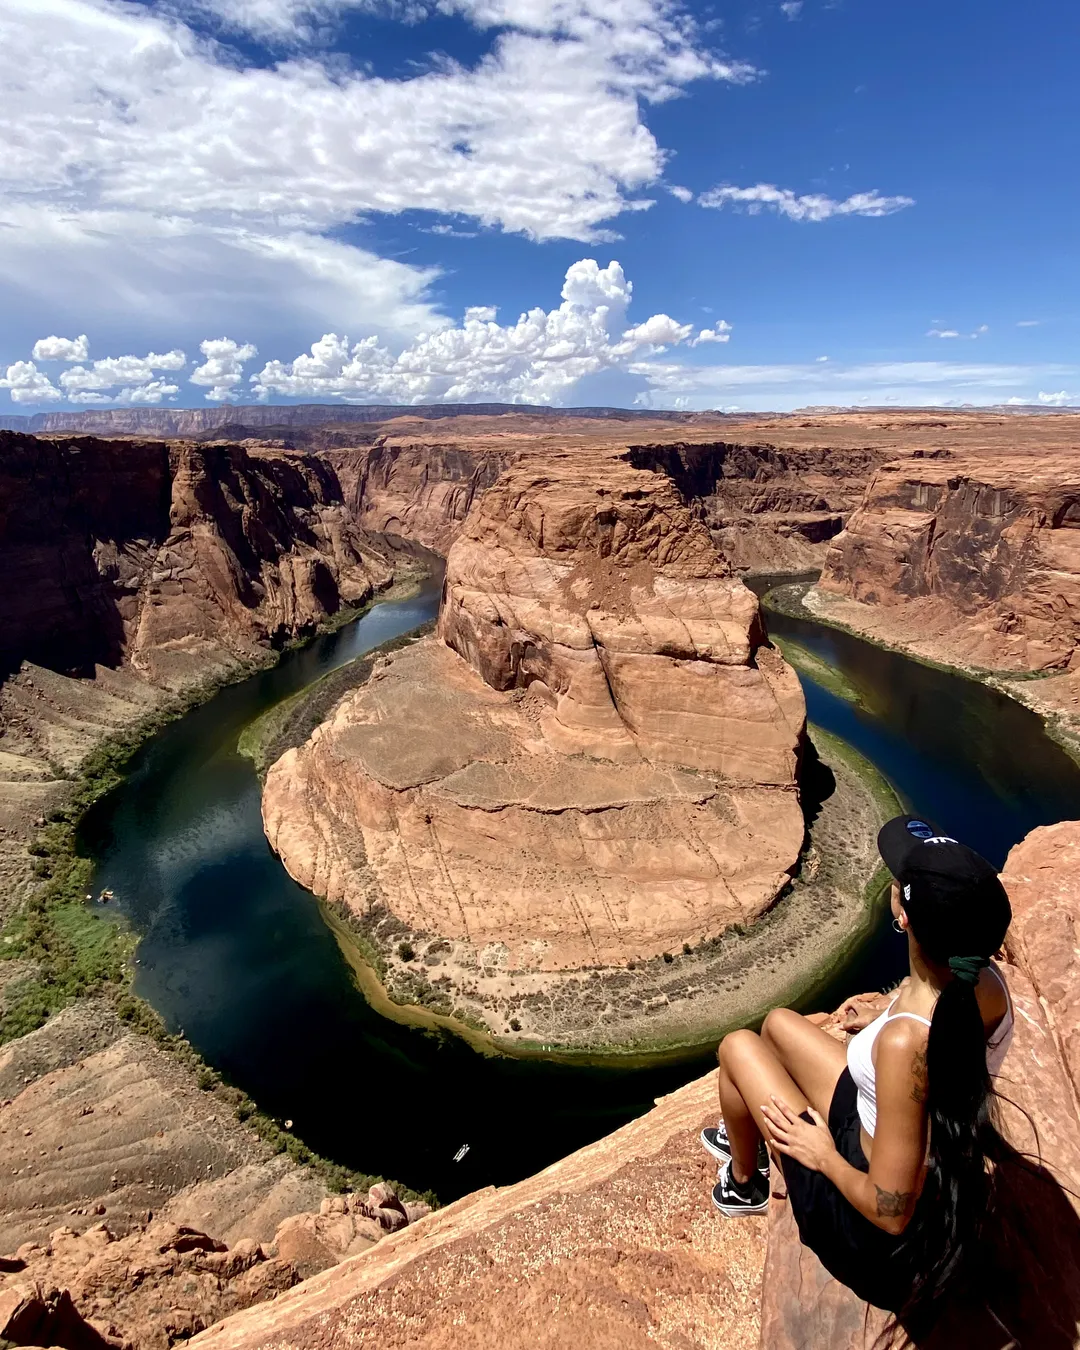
79,572,1080,1202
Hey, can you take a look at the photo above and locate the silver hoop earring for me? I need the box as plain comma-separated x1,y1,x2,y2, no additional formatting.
892,918,905,934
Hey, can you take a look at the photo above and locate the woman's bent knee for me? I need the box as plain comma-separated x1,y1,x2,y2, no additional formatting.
761,1007,801,1048
718,1028,760,1071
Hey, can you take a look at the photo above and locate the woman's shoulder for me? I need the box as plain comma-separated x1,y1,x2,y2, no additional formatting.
873,1016,930,1106
977,960,1010,1030
877,1014,930,1054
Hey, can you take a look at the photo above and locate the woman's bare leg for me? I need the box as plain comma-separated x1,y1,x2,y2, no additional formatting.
718,1030,811,1184
760,1008,847,1116
717,1010,847,1185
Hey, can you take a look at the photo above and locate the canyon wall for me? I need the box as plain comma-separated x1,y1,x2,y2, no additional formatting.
323,441,513,553
0,404,694,438
817,453,1080,671
0,433,396,687
628,440,885,573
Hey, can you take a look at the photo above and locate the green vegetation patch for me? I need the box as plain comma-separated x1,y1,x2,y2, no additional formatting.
0,661,271,1045
771,635,867,709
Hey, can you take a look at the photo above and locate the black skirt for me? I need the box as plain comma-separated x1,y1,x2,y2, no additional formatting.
782,1067,913,1312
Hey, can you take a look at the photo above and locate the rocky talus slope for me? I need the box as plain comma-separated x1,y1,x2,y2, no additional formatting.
263,450,809,1044
0,1001,430,1350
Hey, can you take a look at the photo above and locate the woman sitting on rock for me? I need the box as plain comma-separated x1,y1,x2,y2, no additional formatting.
705,815,1014,1335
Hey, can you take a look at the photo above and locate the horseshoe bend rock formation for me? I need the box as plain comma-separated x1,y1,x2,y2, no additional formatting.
816,452,1080,672
263,453,806,1017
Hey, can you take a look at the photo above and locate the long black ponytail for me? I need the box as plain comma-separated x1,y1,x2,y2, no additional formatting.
889,972,1007,1340
884,873,1013,1343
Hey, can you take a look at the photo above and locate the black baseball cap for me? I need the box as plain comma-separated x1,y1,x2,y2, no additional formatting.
877,815,1011,945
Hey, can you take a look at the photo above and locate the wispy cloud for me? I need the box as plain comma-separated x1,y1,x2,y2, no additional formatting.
1016,319,1042,327
927,324,989,340
780,1,803,18
629,357,1080,411
699,183,914,221
426,224,479,239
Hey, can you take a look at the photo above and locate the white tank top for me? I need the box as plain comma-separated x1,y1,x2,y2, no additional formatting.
846,964,1014,1137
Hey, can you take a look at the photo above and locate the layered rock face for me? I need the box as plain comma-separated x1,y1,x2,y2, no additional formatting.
131,441,394,686
0,433,394,687
263,453,805,1010
628,441,885,574
323,441,512,553
1002,819,1080,1096
438,458,805,779
818,454,1080,671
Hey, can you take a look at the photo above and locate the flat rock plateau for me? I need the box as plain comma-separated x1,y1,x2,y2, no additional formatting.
3,409,1080,1348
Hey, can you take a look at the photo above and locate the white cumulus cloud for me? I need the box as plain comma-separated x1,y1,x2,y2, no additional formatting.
699,183,914,221
250,258,721,404
59,351,187,401
780,2,803,18
32,334,90,362
191,339,260,402
0,0,761,372
0,0,750,245
691,321,732,345
0,361,63,405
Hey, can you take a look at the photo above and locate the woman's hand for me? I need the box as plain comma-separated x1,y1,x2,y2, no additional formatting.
840,1001,877,1033
761,1096,838,1173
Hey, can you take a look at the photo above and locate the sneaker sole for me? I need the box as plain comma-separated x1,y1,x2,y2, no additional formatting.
712,1192,770,1217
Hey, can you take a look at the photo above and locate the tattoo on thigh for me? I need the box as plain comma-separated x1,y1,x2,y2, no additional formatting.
874,1185,914,1219
910,1047,928,1104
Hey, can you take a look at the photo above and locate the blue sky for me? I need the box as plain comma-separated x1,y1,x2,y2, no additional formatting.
1,0,1076,411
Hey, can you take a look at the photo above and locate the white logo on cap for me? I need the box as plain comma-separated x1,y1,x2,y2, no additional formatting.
923,836,957,845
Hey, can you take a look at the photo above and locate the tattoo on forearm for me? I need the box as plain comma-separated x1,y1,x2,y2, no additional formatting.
874,1186,914,1219
910,1048,928,1105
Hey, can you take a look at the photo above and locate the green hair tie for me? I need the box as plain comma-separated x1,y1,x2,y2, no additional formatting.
948,954,989,985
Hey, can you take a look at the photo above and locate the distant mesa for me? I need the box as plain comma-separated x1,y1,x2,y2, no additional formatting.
0,401,708,437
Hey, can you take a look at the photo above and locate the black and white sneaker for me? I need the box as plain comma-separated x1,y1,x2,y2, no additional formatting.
712,1160,770,1217
700,1120,769,1170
